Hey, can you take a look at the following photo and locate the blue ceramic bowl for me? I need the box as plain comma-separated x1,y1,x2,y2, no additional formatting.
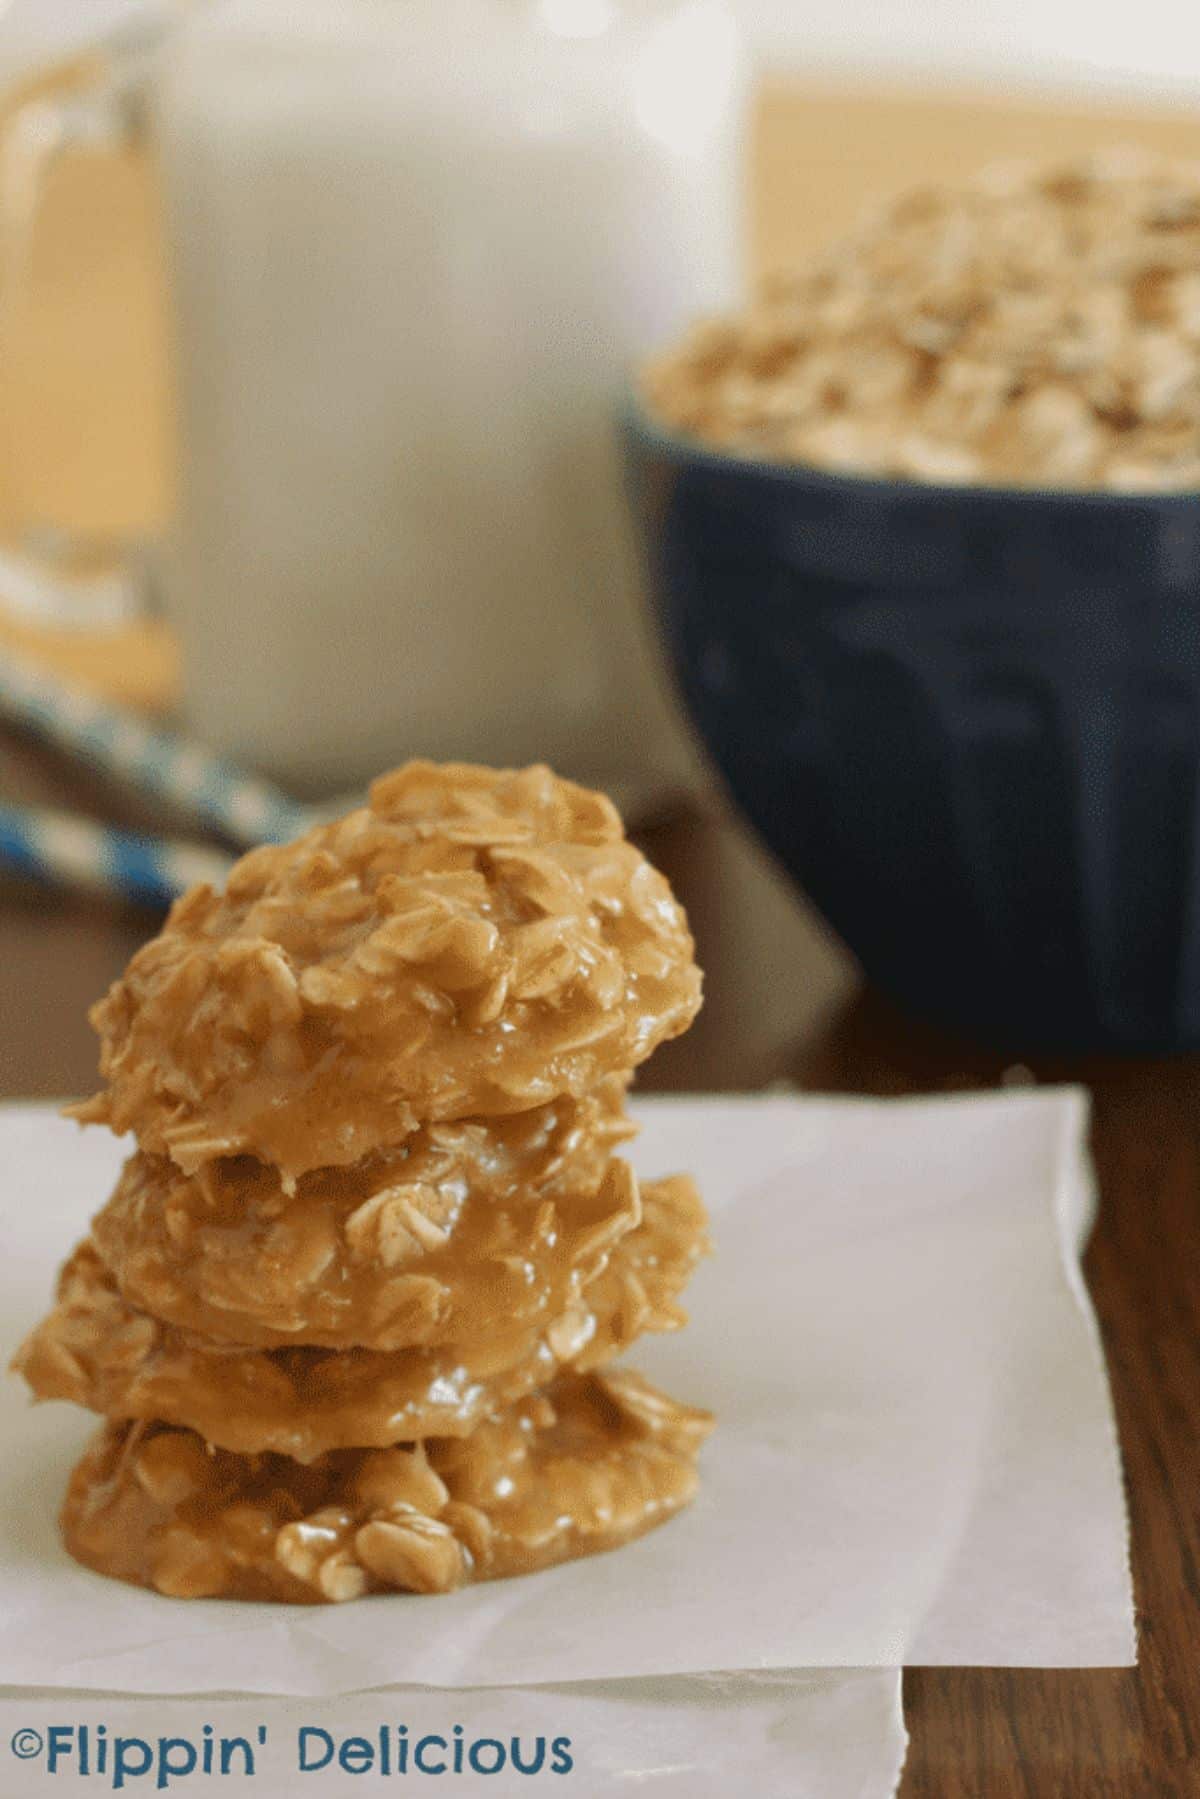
623,402,1200,1053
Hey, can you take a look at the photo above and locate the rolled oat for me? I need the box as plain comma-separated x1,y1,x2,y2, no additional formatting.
642,149,1200,490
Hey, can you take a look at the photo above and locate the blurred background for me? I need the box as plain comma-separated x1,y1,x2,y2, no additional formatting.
2,0,1200,1100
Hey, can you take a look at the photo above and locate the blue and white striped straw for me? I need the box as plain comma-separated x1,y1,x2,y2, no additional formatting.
0,802,234,909
0,652,313,849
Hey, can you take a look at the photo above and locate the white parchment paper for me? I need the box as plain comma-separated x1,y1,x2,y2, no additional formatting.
0,1093,1132,1697
0,1671,908,1799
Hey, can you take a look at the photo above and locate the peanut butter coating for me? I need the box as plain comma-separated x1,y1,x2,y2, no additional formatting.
62,1369,714,1603
73,763,703,1186
91,1081,637,1350
17,1177,708,1461
22,759,712,1604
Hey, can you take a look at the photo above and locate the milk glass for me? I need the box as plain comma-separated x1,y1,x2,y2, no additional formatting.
6,0,748,804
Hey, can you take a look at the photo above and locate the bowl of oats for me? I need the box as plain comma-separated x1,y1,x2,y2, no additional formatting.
628,151,1200,1051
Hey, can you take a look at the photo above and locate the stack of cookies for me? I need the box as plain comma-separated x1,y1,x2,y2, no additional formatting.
15,763,712,1603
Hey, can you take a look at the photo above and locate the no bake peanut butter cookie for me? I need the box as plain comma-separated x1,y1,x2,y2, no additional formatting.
15,761,712,1603
72,763,702,1184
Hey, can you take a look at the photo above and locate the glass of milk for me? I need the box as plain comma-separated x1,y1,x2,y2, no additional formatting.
3,0,748,806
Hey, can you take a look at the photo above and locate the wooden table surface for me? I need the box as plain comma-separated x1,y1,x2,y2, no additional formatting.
4,64,1200,1799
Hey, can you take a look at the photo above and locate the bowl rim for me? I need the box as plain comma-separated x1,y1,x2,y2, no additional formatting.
621,393,1200,513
